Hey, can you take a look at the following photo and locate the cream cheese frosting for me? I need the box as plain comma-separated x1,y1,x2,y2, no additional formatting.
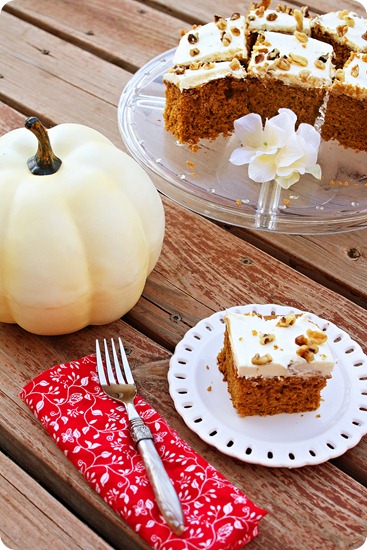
225,311,335,379
312,11,367,52
163,60,246,91
172,14,248,67
332,52,367,99
247,6,311,35
247,31,334,89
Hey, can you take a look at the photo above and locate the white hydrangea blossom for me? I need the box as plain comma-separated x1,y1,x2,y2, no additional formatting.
229,108,322,189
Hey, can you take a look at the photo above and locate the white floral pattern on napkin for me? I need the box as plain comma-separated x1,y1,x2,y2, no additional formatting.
21,355,267,549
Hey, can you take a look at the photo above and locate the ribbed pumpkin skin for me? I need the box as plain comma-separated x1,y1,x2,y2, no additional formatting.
0,123,165,335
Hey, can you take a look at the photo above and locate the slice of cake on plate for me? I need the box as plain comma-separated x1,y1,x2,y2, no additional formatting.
217,311,335,417
163,14,249,144
322,52,367,152
246,2,312,50
246,30,334,126
311,10,367,69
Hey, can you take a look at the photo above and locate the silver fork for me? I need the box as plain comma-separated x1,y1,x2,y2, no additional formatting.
96,337,184,536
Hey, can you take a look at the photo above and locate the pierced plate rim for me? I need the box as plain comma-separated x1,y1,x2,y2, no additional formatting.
168,304,367,468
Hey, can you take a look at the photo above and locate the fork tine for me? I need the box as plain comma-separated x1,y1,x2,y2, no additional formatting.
118,337,135,385
111,338,125,384
103,339,116,384
95,339,108,386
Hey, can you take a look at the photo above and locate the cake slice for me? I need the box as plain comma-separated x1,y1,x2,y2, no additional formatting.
217,311,334,417
311,11,367,69
246,2,312,50
246,31,334,126
322,52,367,152
163,14,249,144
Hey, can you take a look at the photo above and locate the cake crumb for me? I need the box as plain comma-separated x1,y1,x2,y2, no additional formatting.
207,385,212,392
186,160,195,169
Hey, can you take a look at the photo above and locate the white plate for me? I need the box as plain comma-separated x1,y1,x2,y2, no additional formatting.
118,48,367,234
168,304,367,468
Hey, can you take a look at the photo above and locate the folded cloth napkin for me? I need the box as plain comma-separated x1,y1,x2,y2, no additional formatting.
20,354,267,549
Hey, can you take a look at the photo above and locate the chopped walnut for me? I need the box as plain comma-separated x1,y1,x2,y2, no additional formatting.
289,52,308,66
314,59,326,70
215,16,227,30
255,6,265,17
190,48,200,57
251,353,273,365
187,32,199,44
336,24,348,37
275,57,291,71
306,329,327,345
344,16,355,28
174,66,186,75
294,9,304,32
337,9,349,19
255,53,265,63
230,58,241,70
230,26,241,36
248,14,256,21
296,345,315,363
266,12,278,22
230,12,241,20
277,314,296,327
267,48,280,60
295,31,308,43
203,61,215,70
259,332,276,345
222,31,232,46
351,64,360,77
189,61,201,70
295,334,308,346
362,31,367,41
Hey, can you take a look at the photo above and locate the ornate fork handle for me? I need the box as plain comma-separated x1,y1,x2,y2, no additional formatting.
127,403,184,536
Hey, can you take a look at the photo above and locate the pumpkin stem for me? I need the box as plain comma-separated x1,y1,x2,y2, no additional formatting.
25,117,62,175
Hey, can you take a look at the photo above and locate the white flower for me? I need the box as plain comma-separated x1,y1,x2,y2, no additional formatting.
229,108,321,189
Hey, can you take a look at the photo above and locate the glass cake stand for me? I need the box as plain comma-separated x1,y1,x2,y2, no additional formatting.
118,48,367,234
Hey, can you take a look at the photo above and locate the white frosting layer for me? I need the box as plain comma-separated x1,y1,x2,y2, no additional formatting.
247,31,334,88
313,11,367,52
225,312,334,378
163,61,246,90
247,8,311,35
173,15,247,66
343,53,367,88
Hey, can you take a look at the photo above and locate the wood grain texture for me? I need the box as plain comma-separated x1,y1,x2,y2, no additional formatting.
2,0,367,306
0,451,114,550
1,1,367,549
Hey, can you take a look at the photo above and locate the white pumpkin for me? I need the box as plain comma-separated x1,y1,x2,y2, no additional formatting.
0,118,165,335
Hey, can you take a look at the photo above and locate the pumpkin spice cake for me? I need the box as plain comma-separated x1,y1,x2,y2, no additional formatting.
163,14,250,144
322,52,367,152
311,10,367,69
217,311,334,417
246,30,334,126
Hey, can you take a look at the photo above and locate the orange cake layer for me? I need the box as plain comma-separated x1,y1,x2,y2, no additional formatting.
322,52,367,152
164,76,249,144
217,312,334,417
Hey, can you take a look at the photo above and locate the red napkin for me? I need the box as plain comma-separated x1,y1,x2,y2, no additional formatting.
20,354,267,549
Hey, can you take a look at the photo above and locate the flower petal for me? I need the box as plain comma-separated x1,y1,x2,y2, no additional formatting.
234,113,264,148
276,134,304,168
305,163,322,180
248,154,277,182
275,172,301,189
264,109,297,148
229,147,256,165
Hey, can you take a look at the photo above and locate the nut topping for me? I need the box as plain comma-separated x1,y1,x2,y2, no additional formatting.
189,48,200,57
251,353,273,365
295,31,308,43
277,314,296,327
259,332,276,345
187,32,199,44
289,52,308,66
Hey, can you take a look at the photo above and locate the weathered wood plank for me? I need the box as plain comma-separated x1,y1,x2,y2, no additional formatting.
0,451,114,550
2,1,367,311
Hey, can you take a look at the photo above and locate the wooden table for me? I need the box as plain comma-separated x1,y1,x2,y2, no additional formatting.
1,1,367,549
